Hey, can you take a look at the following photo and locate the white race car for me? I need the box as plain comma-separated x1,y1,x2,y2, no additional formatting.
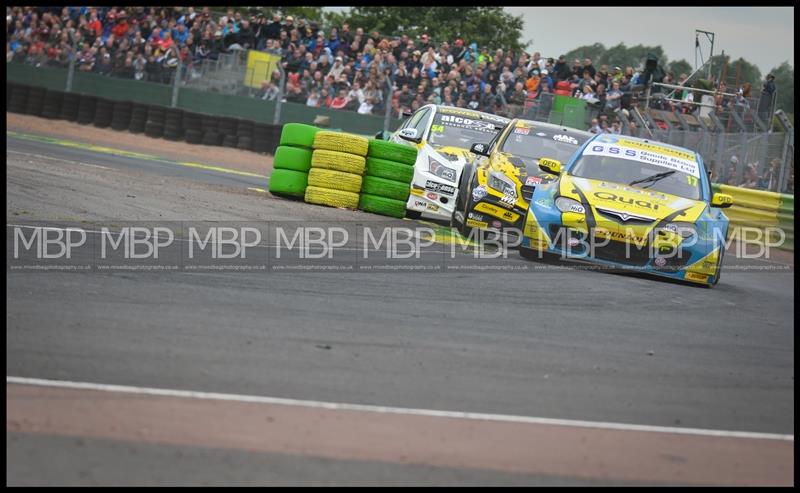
388,105,509,220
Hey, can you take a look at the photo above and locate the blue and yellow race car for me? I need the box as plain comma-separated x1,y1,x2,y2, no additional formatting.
519,134,734,286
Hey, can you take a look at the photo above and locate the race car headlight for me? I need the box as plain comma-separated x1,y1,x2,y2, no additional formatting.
662,221,697,239
555,196,586,214
487,171,517,197
428,158,456,183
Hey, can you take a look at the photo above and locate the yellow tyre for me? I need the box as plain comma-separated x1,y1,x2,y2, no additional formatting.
304,186,360,209
311,149,366,175
313,131,369,156
307,168,363,193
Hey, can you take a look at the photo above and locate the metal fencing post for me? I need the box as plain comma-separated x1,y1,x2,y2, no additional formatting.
383,77,393,138
171,50,181,108
273,64,286,125
777,130,792,192
65,29,77,92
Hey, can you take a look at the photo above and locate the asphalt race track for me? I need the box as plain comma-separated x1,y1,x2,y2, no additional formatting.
6,132,794,486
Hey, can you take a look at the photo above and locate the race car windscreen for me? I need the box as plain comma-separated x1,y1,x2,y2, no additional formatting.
500,129,584,168
569,154,702,200
427,113,503,149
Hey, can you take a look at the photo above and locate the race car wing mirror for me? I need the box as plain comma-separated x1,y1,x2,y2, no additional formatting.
538,158,562,175
398,128,421,143
470,143,490,156
374,130,384,140
711,192,733,208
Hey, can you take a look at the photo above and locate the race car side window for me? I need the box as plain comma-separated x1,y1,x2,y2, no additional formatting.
410,108,432,136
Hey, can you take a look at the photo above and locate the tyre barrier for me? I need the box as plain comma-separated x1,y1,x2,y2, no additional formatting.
184,129,203,145
712,183,794,251
76,94,98,124
10,84,293,157
357,140,418,219
24,86,46,117
367,139,418,165
8,84,29,114
7,82,17,108
202,130,223,146
269,123,320,198
313,131,369,157
163,108,185,141
236,120,255,151
144,121,165,139
93,97,114,128
253,123,275,154
128,103,148,133
110,100,133,131
222,134,239,148
218,117,238,138
41,90,64,119
182,111,203,133
304,132,368,209
59,93,81,121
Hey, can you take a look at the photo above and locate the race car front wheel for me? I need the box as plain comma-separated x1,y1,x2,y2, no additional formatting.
712,247,725,286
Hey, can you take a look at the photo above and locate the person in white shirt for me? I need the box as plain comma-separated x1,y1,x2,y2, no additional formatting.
357,96,374,114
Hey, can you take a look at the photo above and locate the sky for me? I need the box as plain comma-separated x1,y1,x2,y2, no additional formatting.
324,7,793,75
505,7,793,75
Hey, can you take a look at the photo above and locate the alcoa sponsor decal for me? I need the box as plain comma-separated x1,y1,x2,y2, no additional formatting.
474,202,520,222
584,144,700,178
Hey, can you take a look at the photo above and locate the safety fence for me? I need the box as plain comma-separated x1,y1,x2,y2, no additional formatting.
711,183,794,251
7,62,402,137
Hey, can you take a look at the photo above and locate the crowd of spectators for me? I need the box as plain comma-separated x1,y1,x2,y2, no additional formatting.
4,6,782,144
6,6,658,129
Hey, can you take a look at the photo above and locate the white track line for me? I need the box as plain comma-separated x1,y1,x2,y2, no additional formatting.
6,376,793,441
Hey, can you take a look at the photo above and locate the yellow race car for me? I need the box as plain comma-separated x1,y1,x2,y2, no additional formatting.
452,118,592,237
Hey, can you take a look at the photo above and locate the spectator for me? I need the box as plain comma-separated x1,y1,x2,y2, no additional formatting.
740,163,759,188
329,89,349,109
758,73,776,121
759,158,782,191
589,118,602,134
724,156,739,185
605,81,623,112
260,78,280,100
